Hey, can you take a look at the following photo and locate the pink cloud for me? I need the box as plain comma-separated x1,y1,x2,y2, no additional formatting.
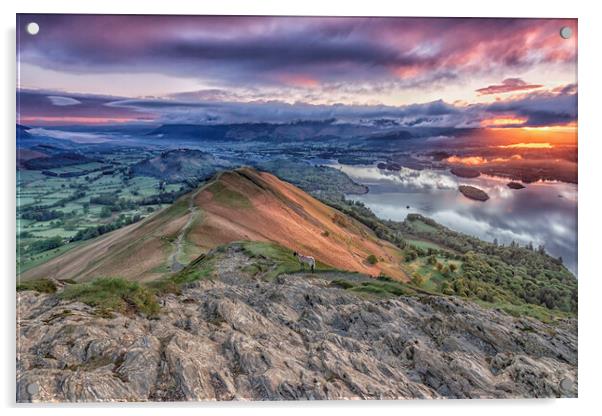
476,78,543,95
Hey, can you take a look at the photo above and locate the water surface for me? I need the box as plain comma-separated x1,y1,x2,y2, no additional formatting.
332,164,578,275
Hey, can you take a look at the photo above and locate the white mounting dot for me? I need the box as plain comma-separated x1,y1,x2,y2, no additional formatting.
26,383,39,395
26,22,40,36
560,26,572,40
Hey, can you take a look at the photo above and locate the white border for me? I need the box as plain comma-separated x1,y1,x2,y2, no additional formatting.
2,1,600,415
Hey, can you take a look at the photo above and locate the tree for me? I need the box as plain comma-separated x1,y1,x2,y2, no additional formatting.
28,236,63,254
366,254,378,265
100,206,112,218
441,281,454,295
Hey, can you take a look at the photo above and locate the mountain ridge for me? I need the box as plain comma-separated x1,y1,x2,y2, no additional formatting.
20,168,406,282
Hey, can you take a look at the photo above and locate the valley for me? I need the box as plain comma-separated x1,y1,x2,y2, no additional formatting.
17,123,578,320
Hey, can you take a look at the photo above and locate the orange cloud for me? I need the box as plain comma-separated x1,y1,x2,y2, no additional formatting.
498,142,553,149
447,154,523,165
481,116,528,127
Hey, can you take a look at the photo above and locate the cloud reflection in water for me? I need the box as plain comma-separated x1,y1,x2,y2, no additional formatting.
335,164,578,275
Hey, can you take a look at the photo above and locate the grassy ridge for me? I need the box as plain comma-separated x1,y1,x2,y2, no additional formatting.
240,241,334,280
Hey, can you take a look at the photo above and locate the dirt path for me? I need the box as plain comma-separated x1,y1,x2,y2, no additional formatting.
169,190,201,272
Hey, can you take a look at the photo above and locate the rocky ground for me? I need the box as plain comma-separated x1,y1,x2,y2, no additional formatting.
16,249,577,402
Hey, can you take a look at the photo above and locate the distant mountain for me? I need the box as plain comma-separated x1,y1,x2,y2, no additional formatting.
16,124,75,150
21,152,97,170
21,168,406,282
367,130,414,141
17,124,32,138
16,149,48,170
255,159,368,199
146,120,377,142
131,149,225,183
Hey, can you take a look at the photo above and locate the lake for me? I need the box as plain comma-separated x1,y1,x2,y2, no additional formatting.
331,164,578,276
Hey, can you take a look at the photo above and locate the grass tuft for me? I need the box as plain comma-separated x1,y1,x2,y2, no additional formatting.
240,241,332,280
17,278,57,294
475,300,574,324
60,277,160,318
330,277,418,297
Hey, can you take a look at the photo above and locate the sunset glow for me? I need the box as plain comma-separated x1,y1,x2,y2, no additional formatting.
481,117,529,127
16,15,577,137
498,142,553,149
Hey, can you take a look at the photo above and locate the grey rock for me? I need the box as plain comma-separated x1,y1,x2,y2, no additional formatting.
16,269,577,402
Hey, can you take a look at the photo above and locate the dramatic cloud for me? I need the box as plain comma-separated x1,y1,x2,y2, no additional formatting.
17,85,577,129
476,78,543,95
15,15,577,128
481,88,577,127
17,15,577,94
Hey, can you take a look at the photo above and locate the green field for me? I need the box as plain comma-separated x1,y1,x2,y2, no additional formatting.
406,238,445,251
16,148,191,271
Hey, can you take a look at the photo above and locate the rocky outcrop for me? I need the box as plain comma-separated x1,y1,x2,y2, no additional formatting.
17,259,577,402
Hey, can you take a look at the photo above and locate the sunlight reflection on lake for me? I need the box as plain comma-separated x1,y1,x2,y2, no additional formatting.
332,164,578,275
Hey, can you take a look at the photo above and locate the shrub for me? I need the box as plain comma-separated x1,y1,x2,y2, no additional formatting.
411,273,426,287
330,279,355,289
440,281,454,295
28,236,64,254
366,254,378,265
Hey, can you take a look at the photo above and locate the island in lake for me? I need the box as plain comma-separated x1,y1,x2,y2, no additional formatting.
377,161,402,171
450,166,480,178
507,181,526,189
459,185,490,201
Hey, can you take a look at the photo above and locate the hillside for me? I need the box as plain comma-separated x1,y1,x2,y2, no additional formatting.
20,168,406,282
131,149,224,183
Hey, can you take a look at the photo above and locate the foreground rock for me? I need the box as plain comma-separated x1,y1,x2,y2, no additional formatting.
17,260,577,402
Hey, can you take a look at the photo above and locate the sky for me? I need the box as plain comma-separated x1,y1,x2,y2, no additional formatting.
16,14,577,133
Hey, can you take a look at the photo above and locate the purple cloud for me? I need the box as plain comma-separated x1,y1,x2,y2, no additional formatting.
17,15,577,89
